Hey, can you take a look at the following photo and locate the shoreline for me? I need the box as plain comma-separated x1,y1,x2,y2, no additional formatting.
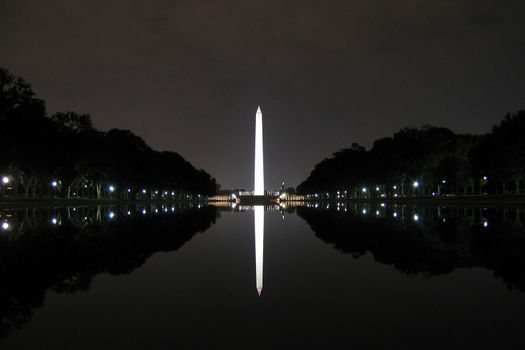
0,194,524,208
285,195,525,207
0,197,207,209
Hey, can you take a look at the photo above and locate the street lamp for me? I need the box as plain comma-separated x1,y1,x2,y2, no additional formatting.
51,181,58,187
413,181,419,188
108,185,115,192
480,176,488,195
2,176,9,184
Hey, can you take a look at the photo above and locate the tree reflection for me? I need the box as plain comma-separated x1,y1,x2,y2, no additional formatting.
0,205,218,338
297,205,525,292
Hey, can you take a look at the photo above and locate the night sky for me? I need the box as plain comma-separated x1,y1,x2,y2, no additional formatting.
1,0,524,189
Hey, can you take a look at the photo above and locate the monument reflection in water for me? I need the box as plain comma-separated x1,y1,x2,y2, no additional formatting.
254,206,264,295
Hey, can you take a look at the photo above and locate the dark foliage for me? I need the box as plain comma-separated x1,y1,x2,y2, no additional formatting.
298,115,525,196
0,67,218,198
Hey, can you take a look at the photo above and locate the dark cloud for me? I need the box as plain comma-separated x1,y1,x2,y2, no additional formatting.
1,0,524,189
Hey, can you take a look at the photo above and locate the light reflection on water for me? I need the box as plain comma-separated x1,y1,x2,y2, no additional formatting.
0,203,524,349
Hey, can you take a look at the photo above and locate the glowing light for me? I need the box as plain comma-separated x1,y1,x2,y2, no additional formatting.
254,206,264,295
483,221,489,227
375,186,380,191
1,176,9,184
2,222,9,230
376,210,380,216
127,211,131,215
362,209,367,214
51,218,57,225
51,181,58,187
393,185,397,190
108,185,115,192
413,181,419,188
442,180,446,184
142,189,146,194
254,106,264,195
413,214,419,222
127,189,131,192
393,212,398,218
362,188,367,193
380,203,386,207
142,209,146,215
108,212,115,219
483,176,488,181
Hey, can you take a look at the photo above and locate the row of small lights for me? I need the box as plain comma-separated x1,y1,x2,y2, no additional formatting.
307,177,490,198
1,176,201,199
305,201,490,227
1,203,205,231
48,180,201,198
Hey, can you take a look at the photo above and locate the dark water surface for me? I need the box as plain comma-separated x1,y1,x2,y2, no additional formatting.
1,203,524,349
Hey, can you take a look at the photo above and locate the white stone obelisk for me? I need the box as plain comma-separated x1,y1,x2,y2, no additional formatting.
254,205,264,295
254,106,264,195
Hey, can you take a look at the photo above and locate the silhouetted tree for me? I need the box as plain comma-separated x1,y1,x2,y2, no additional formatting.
0,67,218,198
298,114,525,197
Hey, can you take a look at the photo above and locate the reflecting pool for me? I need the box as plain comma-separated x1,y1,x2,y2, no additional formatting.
0,203,524,349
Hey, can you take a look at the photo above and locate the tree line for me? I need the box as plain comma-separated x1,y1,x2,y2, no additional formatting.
0,67,218,199
297,111,525,197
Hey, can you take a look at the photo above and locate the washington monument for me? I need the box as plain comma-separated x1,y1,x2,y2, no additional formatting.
254,106,264,295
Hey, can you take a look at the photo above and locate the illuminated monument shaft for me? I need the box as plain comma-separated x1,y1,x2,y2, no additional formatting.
254,106,264,295
254,106,264,195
